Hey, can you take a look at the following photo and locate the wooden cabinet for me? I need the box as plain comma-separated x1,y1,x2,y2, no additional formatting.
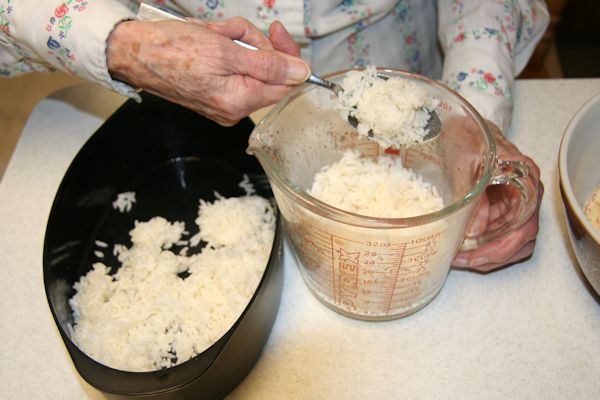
520,0,568,78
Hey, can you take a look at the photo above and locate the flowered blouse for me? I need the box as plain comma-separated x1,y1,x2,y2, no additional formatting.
0,0,549,133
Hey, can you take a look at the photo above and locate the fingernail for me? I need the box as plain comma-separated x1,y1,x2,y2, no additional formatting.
472,257,490,266
452,256,468,267
286,58,311,83
186,17,206,26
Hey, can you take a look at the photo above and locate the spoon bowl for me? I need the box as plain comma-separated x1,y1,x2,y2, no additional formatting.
335,73,442,145
347,107,441,145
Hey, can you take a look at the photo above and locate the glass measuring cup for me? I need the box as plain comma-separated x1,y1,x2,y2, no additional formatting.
247,68,538,320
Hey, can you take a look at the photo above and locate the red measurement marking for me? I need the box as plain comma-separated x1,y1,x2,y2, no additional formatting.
440,101,453,112
384,147,400,156
369,243,404,314
403,155,414,169
405,242,435,249
330,235,336,302
408,254,436,261
368,300,396,305
376,249,405,254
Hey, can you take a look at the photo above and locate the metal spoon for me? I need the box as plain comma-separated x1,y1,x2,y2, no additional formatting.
305,74,344,97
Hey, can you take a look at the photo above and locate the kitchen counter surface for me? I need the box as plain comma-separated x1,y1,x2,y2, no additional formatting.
1,79,600,399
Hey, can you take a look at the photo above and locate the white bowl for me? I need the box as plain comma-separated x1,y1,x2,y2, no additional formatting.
559,92,600,297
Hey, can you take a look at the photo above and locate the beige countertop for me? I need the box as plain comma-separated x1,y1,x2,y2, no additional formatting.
1,79,600,399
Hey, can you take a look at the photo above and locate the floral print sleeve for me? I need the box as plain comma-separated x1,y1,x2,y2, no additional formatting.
438,0,549,133
0,0,138,98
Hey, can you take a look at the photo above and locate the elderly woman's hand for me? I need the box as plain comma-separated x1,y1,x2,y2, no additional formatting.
452,121,544,272
106,18,309,125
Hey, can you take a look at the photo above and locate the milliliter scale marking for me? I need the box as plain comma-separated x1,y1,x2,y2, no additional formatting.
294,219,445,317
327,235,427,316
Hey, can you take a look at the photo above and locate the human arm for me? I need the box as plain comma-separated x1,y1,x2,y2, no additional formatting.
438,0,549,133
0,0,138,97
0,0,310,125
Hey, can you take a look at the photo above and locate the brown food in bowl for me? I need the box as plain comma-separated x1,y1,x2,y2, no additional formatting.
584,186,600,234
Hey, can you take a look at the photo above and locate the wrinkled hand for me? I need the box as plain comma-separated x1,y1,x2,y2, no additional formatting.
452,121,544,272
107,18,310,125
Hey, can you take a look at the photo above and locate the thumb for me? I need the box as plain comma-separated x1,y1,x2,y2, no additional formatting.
465,193,490,238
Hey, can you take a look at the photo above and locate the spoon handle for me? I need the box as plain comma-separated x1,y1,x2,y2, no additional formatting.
305,74,341,94
233,40,259,51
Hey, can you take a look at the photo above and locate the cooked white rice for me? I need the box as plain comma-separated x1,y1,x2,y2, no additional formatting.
69,195,275,372
308,150,443,217
238,174,256,196
93,250,104,259
112,191,136,213
337,66,440,147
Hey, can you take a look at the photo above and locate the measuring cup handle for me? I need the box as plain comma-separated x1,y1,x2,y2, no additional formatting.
459,156,541,253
